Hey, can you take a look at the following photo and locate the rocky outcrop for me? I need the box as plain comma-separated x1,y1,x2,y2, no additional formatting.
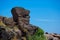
45,32,60,40
11,7,37,35
0,7,45,40
0,7,60,40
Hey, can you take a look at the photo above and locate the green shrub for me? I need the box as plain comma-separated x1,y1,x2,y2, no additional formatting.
28,27,46,40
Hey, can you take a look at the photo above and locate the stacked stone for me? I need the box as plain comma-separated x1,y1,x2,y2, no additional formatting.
11,7,37,40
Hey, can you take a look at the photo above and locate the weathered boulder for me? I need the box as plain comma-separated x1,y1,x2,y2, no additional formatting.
11,7,30,23
11,7,37,35
45,33,60,40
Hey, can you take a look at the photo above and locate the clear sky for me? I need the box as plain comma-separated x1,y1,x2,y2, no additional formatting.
0,0,60,33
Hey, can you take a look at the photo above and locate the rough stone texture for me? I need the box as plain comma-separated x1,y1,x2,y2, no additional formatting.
0,7,38,40
45,32,60,40
11,7,30,24
0,7,60,40
0,16,3,20
11,7,36,35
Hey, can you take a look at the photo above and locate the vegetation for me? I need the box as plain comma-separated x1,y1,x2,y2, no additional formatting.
28,27,46,40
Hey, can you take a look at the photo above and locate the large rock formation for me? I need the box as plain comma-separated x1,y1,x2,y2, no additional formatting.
0,7,60,40
0,7,45,40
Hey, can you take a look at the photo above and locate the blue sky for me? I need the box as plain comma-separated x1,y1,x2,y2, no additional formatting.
0,0,60,33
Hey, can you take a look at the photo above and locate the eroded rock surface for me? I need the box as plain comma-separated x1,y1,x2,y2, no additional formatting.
0,7,60,40
45,32,60,40
0,7,41,40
